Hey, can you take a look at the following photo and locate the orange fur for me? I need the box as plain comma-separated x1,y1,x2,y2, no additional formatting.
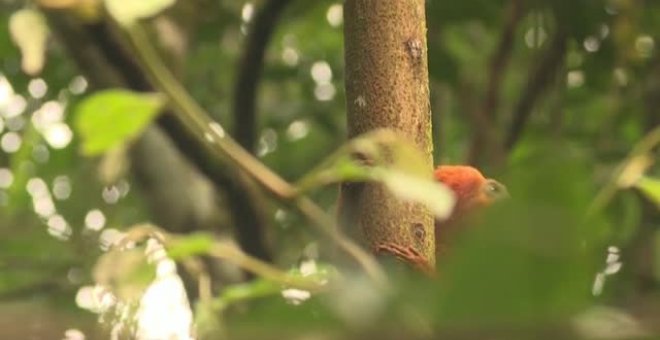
433,165,502,254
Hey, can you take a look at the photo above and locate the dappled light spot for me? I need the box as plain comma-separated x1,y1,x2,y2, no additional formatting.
0,74,14,107
635,35,654,58
281,47,299,66
4,94,27,118
47,214,72,241
52,175,71,200
281,288,311,305
583,36,600,53
68,75,88,95
85,209,106,231
286,120,309,141
99,228,126,251
326,4,343,28
0,168,13,188
1,131,22,153
614,68,628,87
314,83,336,101
102,185,121,204
600,24,610,39
27,177,48,197
241,2,254,23
281,259,319,305
75,285,117,313
28,78,47,99
33,100,64,127
136,240,193,340
524,26,547,48
257,128,278,157
209,121,225,138
567,70,585,88
592,246,623,296
63,328,85,340
33,195,56,217
117,180,131,197
43,122,73,149
310,61,332,84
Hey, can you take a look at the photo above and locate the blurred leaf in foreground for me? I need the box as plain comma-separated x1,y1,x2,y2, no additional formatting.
635,176,660,207
73,89,164,156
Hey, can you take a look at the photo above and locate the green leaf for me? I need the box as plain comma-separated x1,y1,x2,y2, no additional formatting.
166,233,215,260
635,176,660,207
294,129,455,219
104,0,176,27
73,89,165,156
9,9,49,75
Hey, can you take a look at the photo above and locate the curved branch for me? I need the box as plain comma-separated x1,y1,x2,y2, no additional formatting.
233,0,292,152
44,12,273,262
483,0,524,122
504,29,568,152
467,0,523,166
124,25,387,286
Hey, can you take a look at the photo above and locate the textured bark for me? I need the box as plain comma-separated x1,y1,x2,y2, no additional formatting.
342,0,435,268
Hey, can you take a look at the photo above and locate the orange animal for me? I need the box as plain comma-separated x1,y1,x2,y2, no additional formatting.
433,165,508,254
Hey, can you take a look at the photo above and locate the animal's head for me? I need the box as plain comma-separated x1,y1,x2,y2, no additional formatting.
434,165,508,218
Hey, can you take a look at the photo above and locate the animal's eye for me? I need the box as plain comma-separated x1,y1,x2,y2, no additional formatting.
483,179,509,200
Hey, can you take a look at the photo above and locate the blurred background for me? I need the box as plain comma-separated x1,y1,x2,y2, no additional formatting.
0,0,659,338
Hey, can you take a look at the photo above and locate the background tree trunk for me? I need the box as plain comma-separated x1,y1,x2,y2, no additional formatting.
342,0,435,267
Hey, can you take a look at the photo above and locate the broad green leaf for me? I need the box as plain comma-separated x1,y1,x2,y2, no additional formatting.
105,0,176,27
74,89,164,156
635,176,660,207
9,9,49,75
166,233,215,260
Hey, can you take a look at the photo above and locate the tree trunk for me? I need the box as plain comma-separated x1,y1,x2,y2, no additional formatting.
342,0,435,268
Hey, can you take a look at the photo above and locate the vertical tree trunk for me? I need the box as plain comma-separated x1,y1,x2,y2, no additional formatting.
342,0,435,268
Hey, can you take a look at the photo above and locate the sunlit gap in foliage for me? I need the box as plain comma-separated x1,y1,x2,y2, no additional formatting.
77,235,194,340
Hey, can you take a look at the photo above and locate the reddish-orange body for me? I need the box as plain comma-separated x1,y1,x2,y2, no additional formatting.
433,165,507,254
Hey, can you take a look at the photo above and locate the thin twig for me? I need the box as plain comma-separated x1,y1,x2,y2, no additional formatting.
123,25,388,288
233,0,292,153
